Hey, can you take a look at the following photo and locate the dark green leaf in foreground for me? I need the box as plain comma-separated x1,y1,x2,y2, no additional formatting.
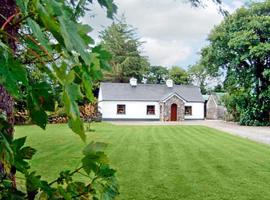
0,53,27,98
62,82,85,141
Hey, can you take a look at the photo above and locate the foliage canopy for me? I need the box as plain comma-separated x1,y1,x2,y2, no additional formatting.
201,1,270,125
100,19,149,83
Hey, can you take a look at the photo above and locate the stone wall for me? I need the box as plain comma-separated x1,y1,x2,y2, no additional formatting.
160,95,185,121
206,95,217,119
206,95,226,119
217,105,227,119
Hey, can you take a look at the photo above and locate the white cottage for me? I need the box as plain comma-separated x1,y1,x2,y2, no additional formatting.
98,78,205,121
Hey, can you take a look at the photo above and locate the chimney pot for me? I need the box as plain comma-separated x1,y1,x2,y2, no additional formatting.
130,77,137,87
166,79,173,88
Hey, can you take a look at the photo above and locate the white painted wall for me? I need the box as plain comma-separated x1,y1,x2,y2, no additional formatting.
184,102,204,120
98,88,204,120
100,101,160,120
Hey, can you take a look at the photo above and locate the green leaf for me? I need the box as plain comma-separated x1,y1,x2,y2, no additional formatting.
31,82,55,112
81,155,99,174
26,82,55,129
66,181,87,197
97,164,116,178
58,16,92,65
26,172,43,194
82,72,94,102
27,18,52,54
14,156,30,173
77,24,94,45
29,107,48,130
81,142,109,174
53,63,75,85
27,96,46,130
68,118,85,141
0,54,28,98
97,0,118,19
62,82,85,141
16,0,29,14
12,137,37,173
13,137,26,151
57,186,73,200
36,2,64,44
20,146,37,160
100,176,119,200
83,142,108,155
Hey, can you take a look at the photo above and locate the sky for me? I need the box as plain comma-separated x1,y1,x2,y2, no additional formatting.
82,0,247,69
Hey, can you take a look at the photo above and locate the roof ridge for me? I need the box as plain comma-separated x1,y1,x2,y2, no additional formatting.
101,82,198,88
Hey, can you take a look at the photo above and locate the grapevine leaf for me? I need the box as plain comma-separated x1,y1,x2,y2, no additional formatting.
83,142,108,155
97,164,116,178
16,0,29,14
12,137,27,151
82,72,94,102
27,18,52,54
0,54,27,98
12,138,37,173
81,155,99,174
97,0,118,19
37,2,65,45
28,105,48,130
58,16,92,65
62,83,85,141
31,82,55,112
20,146,37,160
27,82,55,129
82,142,109,174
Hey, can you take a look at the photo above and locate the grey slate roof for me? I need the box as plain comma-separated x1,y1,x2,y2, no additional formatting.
100,82,205,102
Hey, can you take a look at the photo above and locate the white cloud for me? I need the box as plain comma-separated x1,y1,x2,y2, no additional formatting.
142,37,192,66
83,0,246,67
116,0,223,42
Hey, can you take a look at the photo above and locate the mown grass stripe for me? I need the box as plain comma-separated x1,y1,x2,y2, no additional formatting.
15,123,270,200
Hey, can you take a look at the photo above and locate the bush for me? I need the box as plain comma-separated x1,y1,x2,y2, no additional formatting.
222,92,270,126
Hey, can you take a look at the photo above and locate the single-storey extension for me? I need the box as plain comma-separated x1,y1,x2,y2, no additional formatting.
98,78,205,121
205,93,227,120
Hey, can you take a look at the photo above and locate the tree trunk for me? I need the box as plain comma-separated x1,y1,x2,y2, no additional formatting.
0,0,18,50
0,0,18,188
0,85,15,187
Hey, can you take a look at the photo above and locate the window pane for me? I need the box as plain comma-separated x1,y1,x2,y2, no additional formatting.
117,104,126,114
147,105,155,115
185,106,192,115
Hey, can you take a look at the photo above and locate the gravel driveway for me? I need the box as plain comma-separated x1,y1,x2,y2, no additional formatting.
111,120,270,145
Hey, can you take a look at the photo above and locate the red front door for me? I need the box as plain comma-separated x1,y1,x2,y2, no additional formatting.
171,104,177,121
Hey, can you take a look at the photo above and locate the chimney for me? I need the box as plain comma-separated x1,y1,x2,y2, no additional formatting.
166,79,173,88
129,77,137,87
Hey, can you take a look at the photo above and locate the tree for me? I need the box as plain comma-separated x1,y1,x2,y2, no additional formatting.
188,62,210,94
201,1,270,126
144,66,169,84
169,66,190,85
0,0,119,199
213,84,225,93
100,19,149,83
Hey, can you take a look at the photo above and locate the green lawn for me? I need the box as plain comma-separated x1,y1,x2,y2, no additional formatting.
15,123,270,200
